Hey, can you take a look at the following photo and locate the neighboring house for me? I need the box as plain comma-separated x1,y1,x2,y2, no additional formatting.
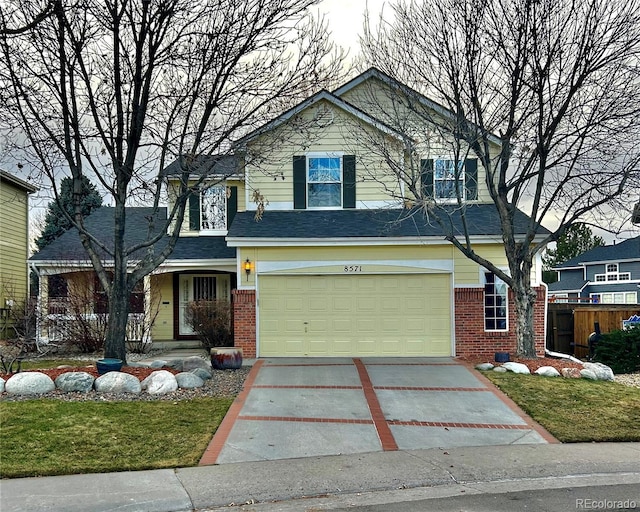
548,236,640,304
29,69,549,359
0,170,38,338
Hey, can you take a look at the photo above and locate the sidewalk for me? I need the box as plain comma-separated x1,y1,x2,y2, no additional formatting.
2,443,639,512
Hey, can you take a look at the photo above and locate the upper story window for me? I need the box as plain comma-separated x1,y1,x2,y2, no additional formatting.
594,263,630,283
308,156,342,208
421,158,478,201
188,184,237,233
293,154,356,210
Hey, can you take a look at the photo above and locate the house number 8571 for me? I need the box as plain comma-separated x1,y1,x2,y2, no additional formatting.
344,265,362,272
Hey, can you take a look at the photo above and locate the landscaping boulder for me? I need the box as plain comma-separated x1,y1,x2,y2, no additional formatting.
149,360,168,369
182,356,211,372
582,362,614,381
55,372,95,393
580,368,598,380
94,372,142,394
501,362,531,374
534,366,561,377
562,368,582,378
493,366,508,373
475,363,494,371
141,370,178,395
176,372,205,389
5,372,55,395
0,377,5,393
190,367,212,380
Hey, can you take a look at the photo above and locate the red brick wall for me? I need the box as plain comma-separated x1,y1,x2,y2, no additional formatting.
455,286,546,360
232,289,256,358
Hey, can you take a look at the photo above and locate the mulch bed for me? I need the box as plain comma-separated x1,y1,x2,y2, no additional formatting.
458,356,585,373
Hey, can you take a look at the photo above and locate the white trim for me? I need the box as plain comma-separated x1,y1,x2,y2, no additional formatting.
227,234,540,247
245,200,404,211
257,259,454,274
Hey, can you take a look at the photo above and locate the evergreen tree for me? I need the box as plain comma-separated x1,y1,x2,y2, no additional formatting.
35,176,102,250
543,223,606,271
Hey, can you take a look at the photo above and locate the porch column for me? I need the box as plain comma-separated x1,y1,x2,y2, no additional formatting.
232,289,256,358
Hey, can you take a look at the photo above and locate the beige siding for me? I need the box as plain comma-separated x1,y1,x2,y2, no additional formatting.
0,180,31,309
151,273,174,340
246,100,404,208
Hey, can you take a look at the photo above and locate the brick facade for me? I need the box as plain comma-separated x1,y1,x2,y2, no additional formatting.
232,289,256,358
454,286,546,360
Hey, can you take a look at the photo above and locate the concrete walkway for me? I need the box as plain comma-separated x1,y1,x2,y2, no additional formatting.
201,358,554,465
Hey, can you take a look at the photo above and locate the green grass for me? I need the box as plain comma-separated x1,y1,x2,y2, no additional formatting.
485,372,640,442
0,398,232,478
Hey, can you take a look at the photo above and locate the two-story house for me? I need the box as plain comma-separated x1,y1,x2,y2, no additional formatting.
0,170,38,338
548,236,640,304
29,69,549,359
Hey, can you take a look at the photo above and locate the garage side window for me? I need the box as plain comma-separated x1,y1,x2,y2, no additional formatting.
484,272,508,331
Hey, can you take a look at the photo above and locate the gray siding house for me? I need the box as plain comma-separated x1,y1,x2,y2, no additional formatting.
548,236,640,303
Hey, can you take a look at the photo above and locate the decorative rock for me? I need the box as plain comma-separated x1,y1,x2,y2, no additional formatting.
190,367,212,380
534,366,561,377
0,377,5,393
493,366,508,373
182,356,211,372
475,363,494,371
165,359,184,371
562,368,582,378
580,369,598,380
582,362,614,381
141,370,178,395
94,372,142,394
149,360,168,369
55,372,95,393
5,372,56,395
176,372,205,389
501,362,531,374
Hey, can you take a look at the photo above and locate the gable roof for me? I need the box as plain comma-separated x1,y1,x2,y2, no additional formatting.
554,236,640,269
333,68,502,145
30,207,235,263
0,170,38,193
227,205,548,243
234,89,407,147
547,273,588,293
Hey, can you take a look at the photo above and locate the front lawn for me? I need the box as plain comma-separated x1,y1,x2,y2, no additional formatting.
0,397,232,478
485,372,640,442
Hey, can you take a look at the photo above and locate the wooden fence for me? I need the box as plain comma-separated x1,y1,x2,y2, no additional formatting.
547,304,640,359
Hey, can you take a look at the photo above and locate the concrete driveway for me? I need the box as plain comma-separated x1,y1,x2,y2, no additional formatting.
200,358,555,465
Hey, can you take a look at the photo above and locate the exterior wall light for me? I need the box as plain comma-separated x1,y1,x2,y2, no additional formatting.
244,258,252,280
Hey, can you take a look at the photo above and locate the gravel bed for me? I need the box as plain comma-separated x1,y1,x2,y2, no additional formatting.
614,372,640,388
1,366,250,403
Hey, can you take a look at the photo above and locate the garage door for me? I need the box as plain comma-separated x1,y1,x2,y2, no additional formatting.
258,274,451,357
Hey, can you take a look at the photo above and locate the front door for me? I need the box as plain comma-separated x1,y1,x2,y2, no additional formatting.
178,274,229,335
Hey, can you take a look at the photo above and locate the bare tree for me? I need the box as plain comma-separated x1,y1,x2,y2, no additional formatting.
0,0,344,361
360,0,640,357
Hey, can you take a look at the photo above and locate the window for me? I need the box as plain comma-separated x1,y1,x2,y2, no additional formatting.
94,274,145,314
421,158,478,201
594,263,631,283
307,156,342,208
293,154,356,210
590,292,637,304
188,185,237,232
484,272,508,331
47,275,68,314
434,160,464,199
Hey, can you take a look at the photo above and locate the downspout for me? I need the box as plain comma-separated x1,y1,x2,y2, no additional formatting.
541,281,583,364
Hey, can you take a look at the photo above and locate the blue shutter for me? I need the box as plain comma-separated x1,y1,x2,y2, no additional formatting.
465,159,478,200
293,155,306,209
421,159,434,198
188,193,200,231
227,186,238,227
342,155,356,208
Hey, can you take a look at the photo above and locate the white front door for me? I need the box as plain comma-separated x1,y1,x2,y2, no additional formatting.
178,274,229,335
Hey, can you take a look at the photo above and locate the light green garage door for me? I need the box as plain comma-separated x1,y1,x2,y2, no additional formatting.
258,274,451,357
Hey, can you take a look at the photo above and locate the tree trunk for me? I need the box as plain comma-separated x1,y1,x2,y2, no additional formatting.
510,257,539,359
103,271,130,363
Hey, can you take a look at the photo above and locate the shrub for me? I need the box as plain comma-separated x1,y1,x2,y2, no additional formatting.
185,299,233,351
593,327,640,374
